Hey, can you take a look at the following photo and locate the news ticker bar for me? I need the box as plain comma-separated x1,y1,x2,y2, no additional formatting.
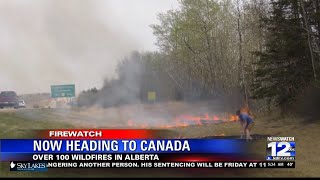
10,161,295,169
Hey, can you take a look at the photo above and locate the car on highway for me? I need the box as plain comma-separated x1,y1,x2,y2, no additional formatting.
0,91,19,109
18,100,26,108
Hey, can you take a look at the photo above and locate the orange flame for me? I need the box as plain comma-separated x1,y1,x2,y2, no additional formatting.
213,115,219,121
215,133,225,136
127,113,238,128
230,115,238,121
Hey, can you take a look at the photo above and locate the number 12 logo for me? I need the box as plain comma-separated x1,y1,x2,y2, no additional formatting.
267,142,295,157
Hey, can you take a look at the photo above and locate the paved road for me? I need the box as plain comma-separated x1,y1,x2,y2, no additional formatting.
0,107,30,112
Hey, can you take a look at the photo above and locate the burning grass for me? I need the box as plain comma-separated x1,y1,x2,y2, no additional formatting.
12,101,239,129
127,113,238,129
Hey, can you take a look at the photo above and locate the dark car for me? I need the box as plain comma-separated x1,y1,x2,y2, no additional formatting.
0,91,19,109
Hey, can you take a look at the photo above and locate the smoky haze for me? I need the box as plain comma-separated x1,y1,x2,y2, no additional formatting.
0,0,179,95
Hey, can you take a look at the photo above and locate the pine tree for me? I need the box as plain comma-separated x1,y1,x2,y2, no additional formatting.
251,0,314,108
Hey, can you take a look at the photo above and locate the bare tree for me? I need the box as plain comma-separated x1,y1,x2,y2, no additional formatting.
300,0,317,81
236,0,249,108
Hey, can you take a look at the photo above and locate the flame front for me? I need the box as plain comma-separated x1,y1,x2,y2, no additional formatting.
126,113,238,128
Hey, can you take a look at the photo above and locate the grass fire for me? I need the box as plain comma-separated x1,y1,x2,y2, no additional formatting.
127,113,238,129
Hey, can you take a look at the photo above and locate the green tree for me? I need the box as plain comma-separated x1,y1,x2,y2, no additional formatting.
251,0,315,109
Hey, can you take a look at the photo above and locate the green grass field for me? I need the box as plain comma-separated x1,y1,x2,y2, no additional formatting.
0,108,319,177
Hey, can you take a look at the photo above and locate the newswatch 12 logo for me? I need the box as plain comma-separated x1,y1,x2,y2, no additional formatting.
266,137,295,161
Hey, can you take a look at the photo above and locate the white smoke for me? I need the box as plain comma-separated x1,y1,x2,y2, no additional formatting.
0,0,178,95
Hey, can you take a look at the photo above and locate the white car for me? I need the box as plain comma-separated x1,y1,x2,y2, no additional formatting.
18,100,26,108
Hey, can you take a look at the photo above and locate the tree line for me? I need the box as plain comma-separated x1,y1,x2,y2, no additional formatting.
78,0,320,113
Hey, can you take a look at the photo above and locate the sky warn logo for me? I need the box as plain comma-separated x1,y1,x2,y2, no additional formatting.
10,161,48,172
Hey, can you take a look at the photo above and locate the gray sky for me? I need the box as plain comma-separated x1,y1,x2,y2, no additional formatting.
0,0,179,94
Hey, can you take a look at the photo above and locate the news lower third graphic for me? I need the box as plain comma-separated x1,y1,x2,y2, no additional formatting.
266,137,295,161
0,130,296,172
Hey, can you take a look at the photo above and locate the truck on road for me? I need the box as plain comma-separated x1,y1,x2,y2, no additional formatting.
0,91,19,109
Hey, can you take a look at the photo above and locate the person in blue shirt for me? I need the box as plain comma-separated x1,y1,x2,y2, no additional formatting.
236,109,254,141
